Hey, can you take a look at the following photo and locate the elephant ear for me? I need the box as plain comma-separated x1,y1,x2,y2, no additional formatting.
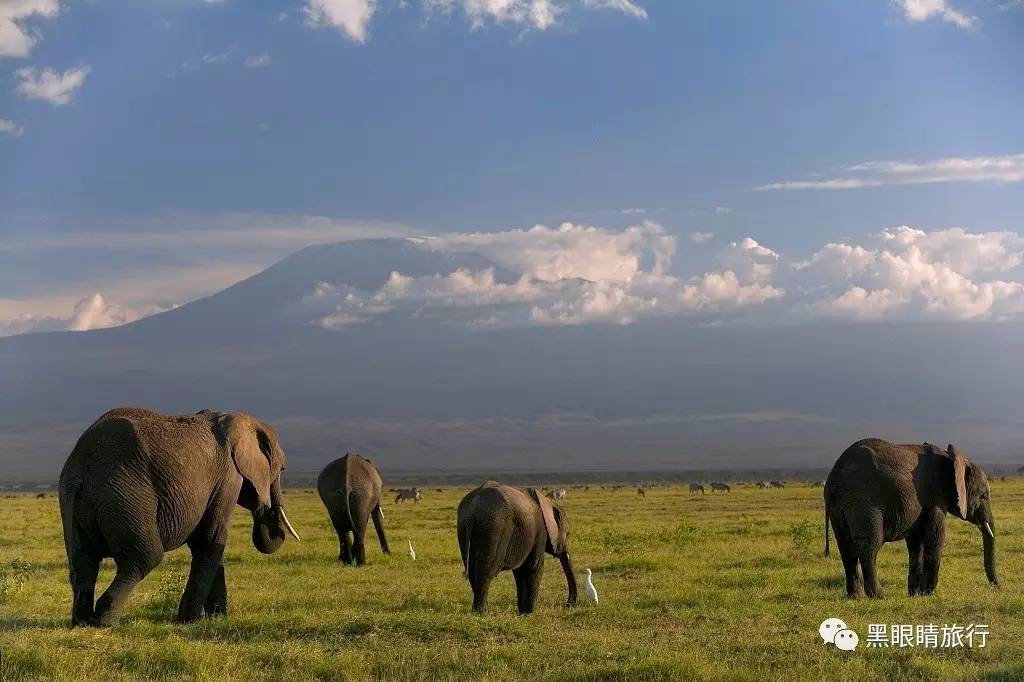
217,413,274,509
529,488,561,555
947,444,968,518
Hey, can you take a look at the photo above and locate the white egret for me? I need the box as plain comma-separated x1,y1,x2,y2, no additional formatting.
584,568,598,605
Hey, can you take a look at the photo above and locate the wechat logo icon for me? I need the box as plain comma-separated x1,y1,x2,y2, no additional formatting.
820,618,859,651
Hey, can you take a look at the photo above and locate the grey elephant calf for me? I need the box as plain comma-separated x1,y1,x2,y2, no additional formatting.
825,438,997,599
59,407,300,626
457,481,578,615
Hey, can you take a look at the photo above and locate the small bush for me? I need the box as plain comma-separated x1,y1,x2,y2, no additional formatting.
0,558,34,603
787,519,816,554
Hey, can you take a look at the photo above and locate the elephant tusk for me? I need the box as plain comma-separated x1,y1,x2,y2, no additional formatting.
280,507,301,541
984,522,995,539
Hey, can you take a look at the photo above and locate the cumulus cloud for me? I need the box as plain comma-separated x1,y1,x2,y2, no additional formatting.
300,223,1024,330
895,0,977,28
0,293,172,337
308,0,648,41
416,221,675,282
304,0,376,42
0,118,24,136
756,154,1024,191
15,65,89,105
0,0,58,58
301,222,782,328
792,227,1024,321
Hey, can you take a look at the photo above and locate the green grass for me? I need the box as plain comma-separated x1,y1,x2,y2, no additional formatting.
3,481,1024,680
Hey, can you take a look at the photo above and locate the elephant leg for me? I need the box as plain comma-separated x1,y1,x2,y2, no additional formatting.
328,510,352,563
203,563,227,617
859,536,885,599
471,573,493,613
906,528,925,596
177,541,226,623
92,547,163,627
513,549,545,616
832,523,863,598
353,524,367,566
68,550,101,626
372,505,390,554
920,510,946,595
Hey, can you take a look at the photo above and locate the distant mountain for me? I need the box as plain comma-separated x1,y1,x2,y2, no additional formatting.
3,238,1023,480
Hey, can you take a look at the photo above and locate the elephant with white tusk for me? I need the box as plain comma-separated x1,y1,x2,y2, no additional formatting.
825,438,998,599
58,407,300,627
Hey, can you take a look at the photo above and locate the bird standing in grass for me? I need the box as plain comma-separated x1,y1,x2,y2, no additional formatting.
584,568,598,605
407,540,416,560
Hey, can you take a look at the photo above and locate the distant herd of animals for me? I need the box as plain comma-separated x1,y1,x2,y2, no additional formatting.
52,406,1000,626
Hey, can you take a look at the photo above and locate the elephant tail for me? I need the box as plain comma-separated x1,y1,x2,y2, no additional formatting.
823,499,831,557
344,489,357,532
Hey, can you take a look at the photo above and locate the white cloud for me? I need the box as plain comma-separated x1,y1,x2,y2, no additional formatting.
303,224,1024,329
581,0,646,19
14,65,89,105
793,227,1024,321
245,52,271,67
895,0,977,28
416,221,675,282
303,223,781,328
304,0,376,42
0,0,58,58
0,117,24,136
756,154,1024,191
310,0,648,41
0,293,174,336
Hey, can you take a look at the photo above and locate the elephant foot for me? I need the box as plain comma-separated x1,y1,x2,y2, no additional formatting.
84,614,119,628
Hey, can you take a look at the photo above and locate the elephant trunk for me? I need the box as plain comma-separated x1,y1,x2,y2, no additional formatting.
982,517,998,586
559,551,578,608
252,479,292,554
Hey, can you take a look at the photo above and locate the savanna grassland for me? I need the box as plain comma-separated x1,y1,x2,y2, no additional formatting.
2,480,1024,681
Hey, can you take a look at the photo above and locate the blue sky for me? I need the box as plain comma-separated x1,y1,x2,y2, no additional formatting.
2,0,1024,332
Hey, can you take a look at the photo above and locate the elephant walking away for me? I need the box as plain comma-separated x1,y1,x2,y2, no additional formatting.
318,453,390,565
457,481,578,614
710,482,731,493
825,439,998,599
689,483,704,495
58,407,300,626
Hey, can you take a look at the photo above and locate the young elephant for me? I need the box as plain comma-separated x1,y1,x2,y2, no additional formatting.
317,453,390,565
457,481,578,614
58,407,300,626
825,438,998,599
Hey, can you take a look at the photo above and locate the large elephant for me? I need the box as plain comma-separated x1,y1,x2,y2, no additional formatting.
58,407,300,626
457,481,578,614
824,438,997,599
317,453,390,565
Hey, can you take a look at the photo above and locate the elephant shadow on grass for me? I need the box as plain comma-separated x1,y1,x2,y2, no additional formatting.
0,616,67,631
